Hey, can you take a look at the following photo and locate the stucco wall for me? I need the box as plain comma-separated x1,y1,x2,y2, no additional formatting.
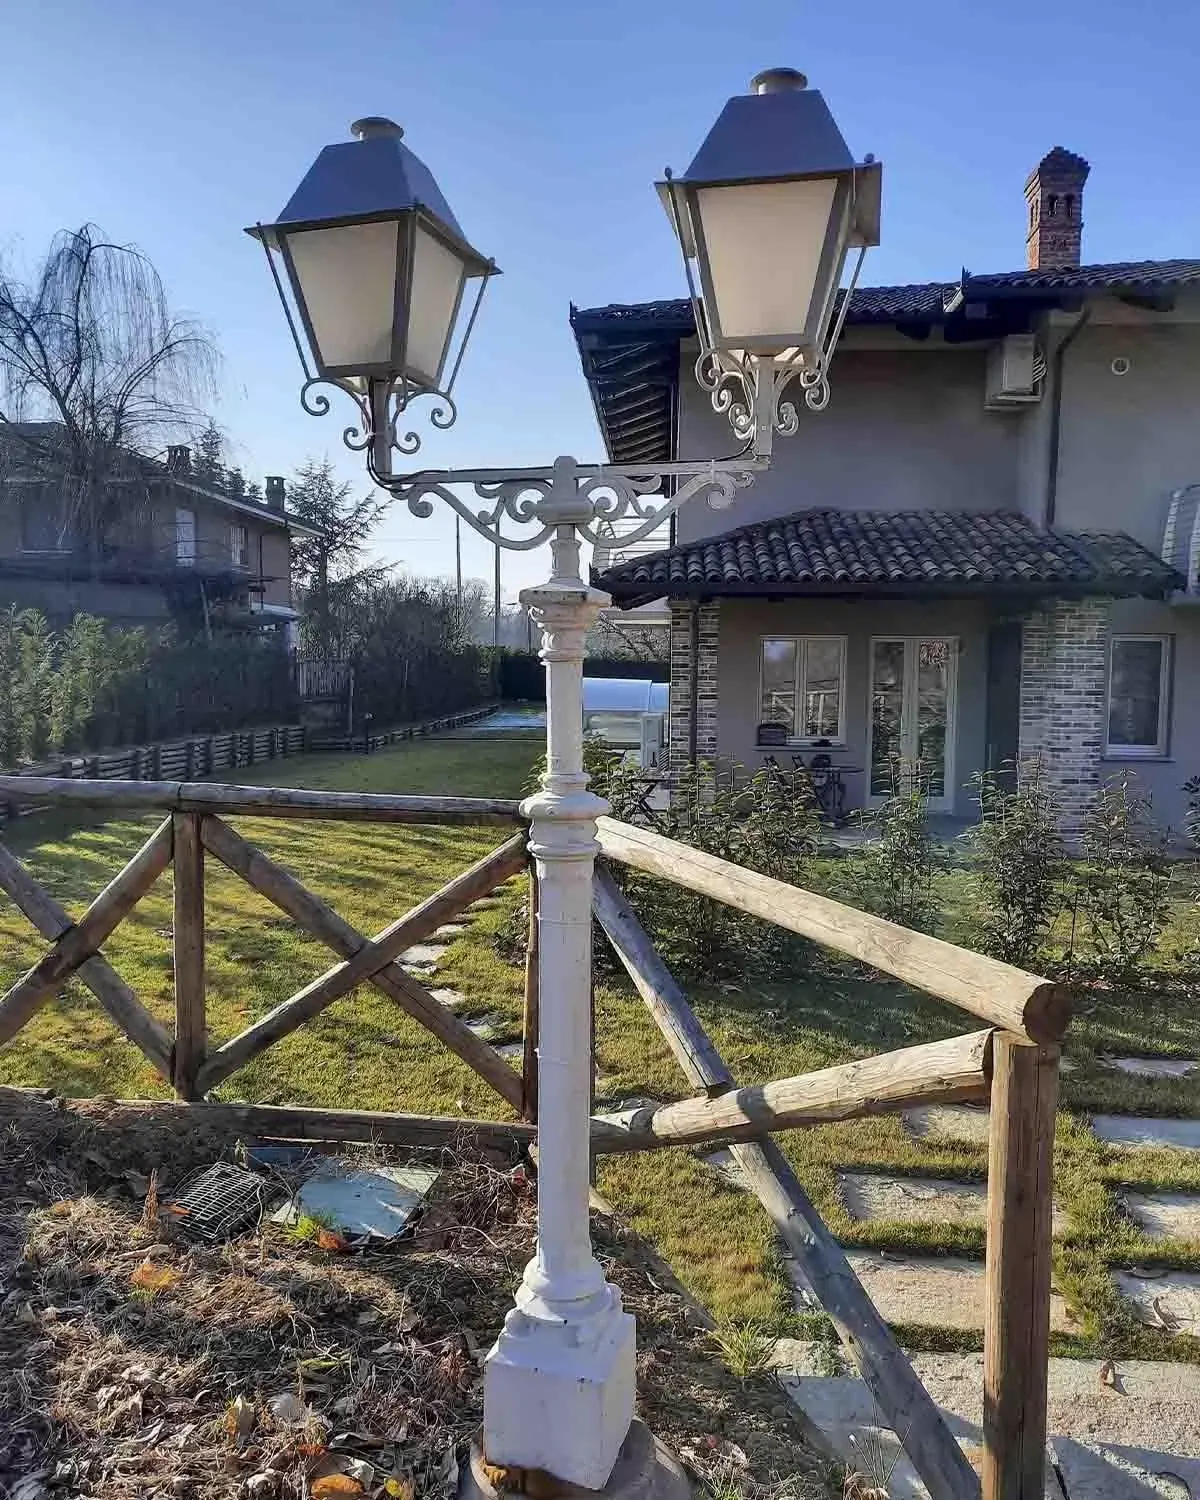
1102,596,1200,833
674,343,1021,543
712,596,992,818
258,528,293,608
1049,320,1200,551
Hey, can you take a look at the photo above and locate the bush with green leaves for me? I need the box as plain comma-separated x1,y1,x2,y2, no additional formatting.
962,762,1064,967
1063,772,1171,982
842,760,941,932
605,758,822,983
504,752,822,983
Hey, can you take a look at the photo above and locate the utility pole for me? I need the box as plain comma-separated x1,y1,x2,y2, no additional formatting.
455,513,463,620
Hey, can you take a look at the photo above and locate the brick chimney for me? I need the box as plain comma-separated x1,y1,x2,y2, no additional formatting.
264,475,286,513
1025,147,1090,270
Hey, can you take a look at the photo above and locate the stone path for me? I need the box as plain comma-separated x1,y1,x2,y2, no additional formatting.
400,942,445,971
1115,1270,1200,1336
902,1102,990,1145
839,1170,1068,1232
1104,1057,1200,1079
775,1346,1200,1497
785,1249,1076,1333
1092,1116,1200,1152
1120,1191,1200,1240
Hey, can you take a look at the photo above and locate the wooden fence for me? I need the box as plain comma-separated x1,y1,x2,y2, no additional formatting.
0,779,1071,1500
0,704,499,828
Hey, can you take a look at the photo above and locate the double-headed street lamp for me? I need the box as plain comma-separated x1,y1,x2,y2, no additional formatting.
250,69,880,1491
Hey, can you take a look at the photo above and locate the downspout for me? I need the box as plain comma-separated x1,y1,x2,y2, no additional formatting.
688,601,700,763
1044,306,1092,528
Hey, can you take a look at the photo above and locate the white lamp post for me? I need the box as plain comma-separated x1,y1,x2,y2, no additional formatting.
250,72,879,1491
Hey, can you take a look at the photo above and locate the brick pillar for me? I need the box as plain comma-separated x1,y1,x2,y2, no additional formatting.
668,600,720,771
1018,598,1109,834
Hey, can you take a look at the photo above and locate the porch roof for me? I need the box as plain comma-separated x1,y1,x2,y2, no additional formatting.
592,508,1184,605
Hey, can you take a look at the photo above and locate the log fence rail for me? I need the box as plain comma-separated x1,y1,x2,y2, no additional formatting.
0,777,1070,1500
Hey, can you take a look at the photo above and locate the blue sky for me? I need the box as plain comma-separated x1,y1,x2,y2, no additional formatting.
3,0,1198,594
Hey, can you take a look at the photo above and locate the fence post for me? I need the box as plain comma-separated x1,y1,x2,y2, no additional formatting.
982,1035,1060,1500
521,862,540,1122
171,813,206,1100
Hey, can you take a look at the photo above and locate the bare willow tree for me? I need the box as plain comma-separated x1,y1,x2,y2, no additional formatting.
0,224,218,563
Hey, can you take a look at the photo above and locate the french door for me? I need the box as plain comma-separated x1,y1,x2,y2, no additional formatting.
868,638,957,812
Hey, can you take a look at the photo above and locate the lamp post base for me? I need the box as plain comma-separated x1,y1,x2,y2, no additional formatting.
483,1285,636,1488
464,1418,689,1500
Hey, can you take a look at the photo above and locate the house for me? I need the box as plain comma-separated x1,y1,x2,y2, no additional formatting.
573,147,1200,832
0,429,316,641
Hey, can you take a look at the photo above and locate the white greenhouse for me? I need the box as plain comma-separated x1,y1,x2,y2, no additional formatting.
581,677,668,768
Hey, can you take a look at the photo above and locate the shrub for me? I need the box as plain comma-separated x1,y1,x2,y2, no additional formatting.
1064,772,1171,983
1183,773,1200,852
505,754,822,984
962,762,1065,966
842,760,940,932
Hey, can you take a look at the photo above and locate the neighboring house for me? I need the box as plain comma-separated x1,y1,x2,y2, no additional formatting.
573,147,1200,833
0,428,317,641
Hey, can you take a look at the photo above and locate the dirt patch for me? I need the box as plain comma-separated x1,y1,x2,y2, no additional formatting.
0,1088,828,1500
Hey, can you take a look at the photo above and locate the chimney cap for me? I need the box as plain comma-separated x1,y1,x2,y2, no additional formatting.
750,67,808,94
1026,146,1090,192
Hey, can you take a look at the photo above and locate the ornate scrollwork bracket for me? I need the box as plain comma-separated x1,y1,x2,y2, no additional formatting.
369,453,763,563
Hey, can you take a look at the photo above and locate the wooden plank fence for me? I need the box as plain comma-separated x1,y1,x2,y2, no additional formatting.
0,784,1072,1500
0,703,499,828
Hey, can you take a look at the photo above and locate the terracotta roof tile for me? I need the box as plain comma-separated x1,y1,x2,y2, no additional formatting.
593,509,1183,603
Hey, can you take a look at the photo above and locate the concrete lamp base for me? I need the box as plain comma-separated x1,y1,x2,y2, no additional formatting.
461,1418,691,1500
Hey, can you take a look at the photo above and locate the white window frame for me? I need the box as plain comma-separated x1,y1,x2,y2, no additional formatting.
757,635,848,746
867,635,959,813
230,522,250,569
1105,633,1171,758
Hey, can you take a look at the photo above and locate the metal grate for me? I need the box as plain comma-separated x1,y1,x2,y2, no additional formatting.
165,1161,278,1243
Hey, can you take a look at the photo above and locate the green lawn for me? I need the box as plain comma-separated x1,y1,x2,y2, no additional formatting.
2,733,1199,1366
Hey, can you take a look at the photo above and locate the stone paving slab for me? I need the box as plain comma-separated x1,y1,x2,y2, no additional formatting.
786,1251,1075,1332
776,1350,1200,1496
838,1170,1068,1234
429,988,468,1011
1115,1269,1200,1335
703,1148,750,1191
432,923,467,939
465,1015,506,1042
1104,1057,1200,1079
902,1103,991,1146
776,1347,1200,1460
400,943,446,969
1120,1192,1200,1240
1049,1439,1200,1498
495,1041,523,1062
1092,1116,1200,1152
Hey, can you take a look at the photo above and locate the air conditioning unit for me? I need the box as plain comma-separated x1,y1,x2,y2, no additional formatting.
985,334,1044,409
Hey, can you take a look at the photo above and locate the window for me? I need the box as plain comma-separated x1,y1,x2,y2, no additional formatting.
1047,193,1059,217
759,637,846,743
230,523,250,568
1106,635,1171,756
175,507,196,565
19,488,70,553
